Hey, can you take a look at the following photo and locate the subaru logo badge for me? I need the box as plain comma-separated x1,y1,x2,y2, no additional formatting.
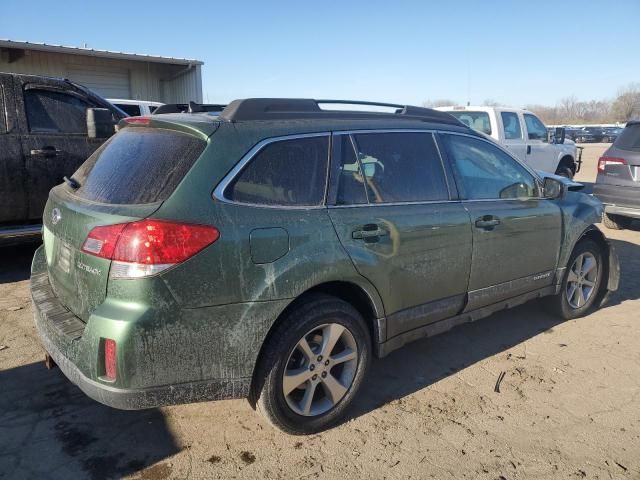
51,208,62,225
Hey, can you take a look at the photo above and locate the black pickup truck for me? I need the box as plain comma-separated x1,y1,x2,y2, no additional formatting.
0,72,125,242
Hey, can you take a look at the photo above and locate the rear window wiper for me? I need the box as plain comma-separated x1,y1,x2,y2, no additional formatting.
63,176,81,189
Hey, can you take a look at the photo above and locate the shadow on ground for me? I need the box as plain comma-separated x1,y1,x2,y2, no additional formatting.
349,236,640,421
0,242,40,284
0,362,180,479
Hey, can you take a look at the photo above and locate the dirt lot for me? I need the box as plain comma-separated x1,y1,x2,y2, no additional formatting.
1,144,639,480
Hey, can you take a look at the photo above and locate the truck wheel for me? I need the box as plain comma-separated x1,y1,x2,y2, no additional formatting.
549,239,604,320
556,166,574,179
254,294,371,434
602,212,632,230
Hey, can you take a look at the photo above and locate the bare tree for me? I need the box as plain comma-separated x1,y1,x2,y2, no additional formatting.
612,83,640,121
422,99,458,108
482,99,502,107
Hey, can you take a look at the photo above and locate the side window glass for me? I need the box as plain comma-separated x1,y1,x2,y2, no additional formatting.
117,104,142,116
351,132,449,203
24,89,89,134
443,134,539,200
501,112,522,140
0,84,6,133
524,114,547,141
226,136,329,206
336,135,367,205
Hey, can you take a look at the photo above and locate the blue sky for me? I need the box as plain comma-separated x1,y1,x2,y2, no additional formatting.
2,0,638,106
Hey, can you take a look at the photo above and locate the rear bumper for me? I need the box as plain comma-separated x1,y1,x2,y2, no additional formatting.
30,245,252,409
593,183,640,215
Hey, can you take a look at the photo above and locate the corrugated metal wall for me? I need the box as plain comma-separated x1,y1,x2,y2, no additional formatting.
0,49,202,103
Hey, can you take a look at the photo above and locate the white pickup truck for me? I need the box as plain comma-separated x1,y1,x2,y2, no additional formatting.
437,106,581,178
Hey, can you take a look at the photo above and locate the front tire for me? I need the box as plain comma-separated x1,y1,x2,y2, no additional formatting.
549,239,604,320
254,294,371,434
602,212,632,230
556,165,574,179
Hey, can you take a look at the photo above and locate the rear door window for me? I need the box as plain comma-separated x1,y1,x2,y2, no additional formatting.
336,135,368,205
501,112,522,140
615,124,640,151
349,132,449,203
24,89,89,134
72,128,206,204
226,136,329,206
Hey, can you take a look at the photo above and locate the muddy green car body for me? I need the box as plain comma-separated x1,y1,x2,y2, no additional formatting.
31,102,619,414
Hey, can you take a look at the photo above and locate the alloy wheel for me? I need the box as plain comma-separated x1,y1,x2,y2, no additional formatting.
282,323,358,416
565,252,598,309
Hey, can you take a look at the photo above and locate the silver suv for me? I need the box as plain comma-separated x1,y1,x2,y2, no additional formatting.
594,121,640,230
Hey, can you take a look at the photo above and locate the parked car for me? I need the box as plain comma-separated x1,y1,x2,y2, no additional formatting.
31,99,619,434
564,127,596,143
582,126,609,143
593,120,640,229
437,106,580,178
602,127,624,143
0,72,125,242
108,98,163,116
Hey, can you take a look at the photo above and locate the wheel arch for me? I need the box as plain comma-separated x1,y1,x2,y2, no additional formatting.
555,154,577,175
248,279,386,407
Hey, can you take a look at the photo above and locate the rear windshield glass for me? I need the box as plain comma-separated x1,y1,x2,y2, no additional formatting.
72,128,206,204
447,111,492,135
615,124,640,151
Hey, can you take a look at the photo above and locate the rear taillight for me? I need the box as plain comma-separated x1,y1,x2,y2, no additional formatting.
104,339,117,380
598,156,627,172
82,220,219,278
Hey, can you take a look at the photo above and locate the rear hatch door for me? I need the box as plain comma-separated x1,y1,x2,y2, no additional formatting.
43,123,209,321
604,123,640,187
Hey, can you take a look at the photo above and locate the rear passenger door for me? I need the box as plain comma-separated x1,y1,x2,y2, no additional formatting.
500,111,527,162
15,84,107,220
327,131,473,338
0,74,27,223
439,133,562,311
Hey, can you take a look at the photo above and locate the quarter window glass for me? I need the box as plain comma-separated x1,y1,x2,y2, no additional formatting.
351,133,449,203
443,134,539,200
227,136,329,206
336,135,367,205
447,111,492,135
24,89,89,134
523,114,547,141
501,112,522,140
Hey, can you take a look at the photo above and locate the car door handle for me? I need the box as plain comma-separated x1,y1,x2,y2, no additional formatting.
526,145,532,154
30,146,62,157
475,216,501,230
352,225,389,240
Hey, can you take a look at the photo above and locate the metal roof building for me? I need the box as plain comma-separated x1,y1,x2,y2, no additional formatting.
0,39,203,103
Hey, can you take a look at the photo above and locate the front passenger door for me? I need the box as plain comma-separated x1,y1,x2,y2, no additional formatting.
440,133,562,311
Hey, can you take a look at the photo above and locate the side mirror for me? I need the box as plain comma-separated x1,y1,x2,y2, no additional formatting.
87,108,114,138
543,177,565,199
554,127,566,144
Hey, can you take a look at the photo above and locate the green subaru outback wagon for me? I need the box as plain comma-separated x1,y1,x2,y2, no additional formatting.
31,99,619,434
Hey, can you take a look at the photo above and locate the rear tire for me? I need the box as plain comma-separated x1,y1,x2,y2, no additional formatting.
602,212,632,230
254,294,371,435
549,239,604,320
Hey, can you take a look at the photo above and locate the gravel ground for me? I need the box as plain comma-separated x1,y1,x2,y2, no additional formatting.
1,144,639,480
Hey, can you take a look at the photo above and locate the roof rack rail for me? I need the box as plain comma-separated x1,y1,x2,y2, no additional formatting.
217,98,464,125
